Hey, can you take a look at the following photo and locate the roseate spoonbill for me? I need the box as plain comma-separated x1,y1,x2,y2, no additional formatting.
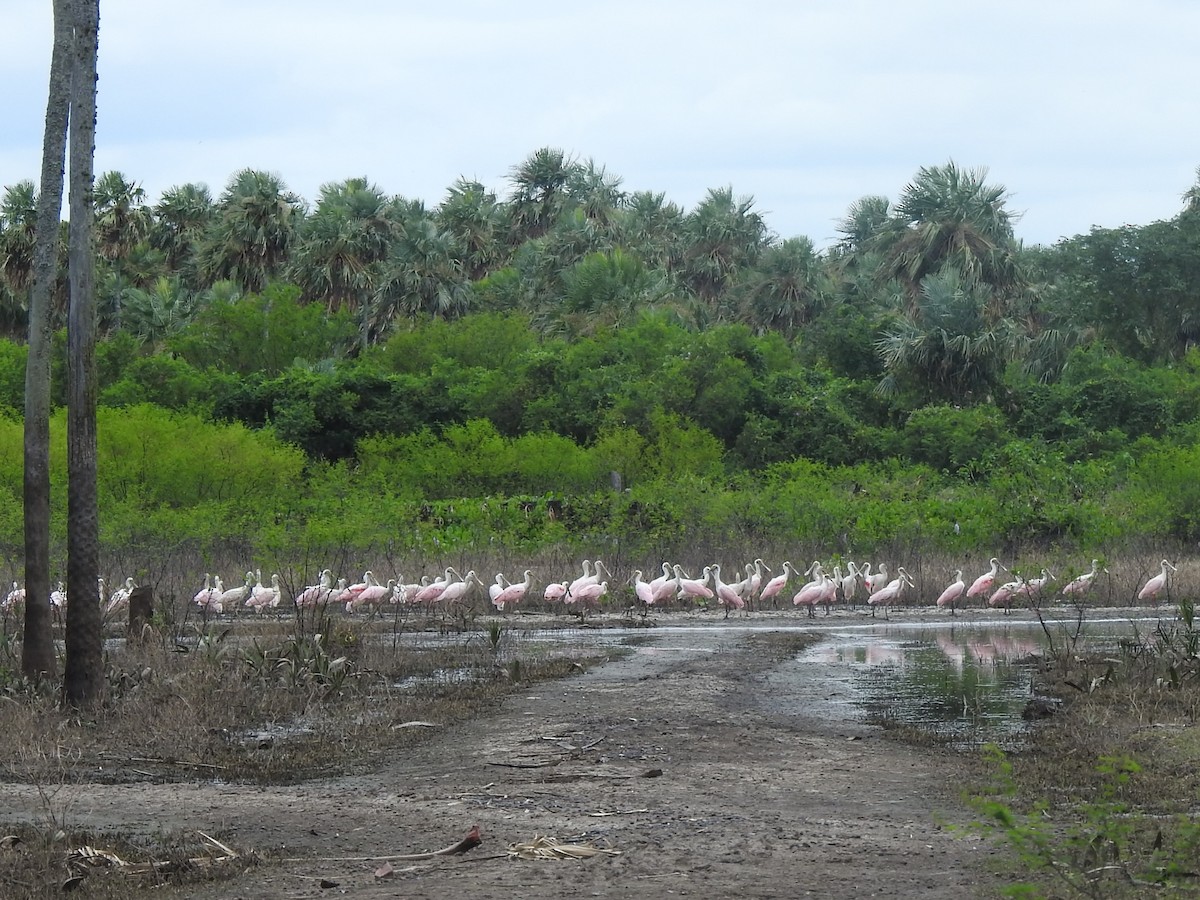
936,570,967,615
1019,569,1055,603
738,559,771,606
793,572,831,618
759,561,796,608
989,578,1022,611
415,567,460,604
567,560,595,597
347,578,396,613
394,575,427,605
966,559,1005,599
1137,560,1176,604
673,564,714,602
194,574,223,614
840,562,862,607
248,573,282,611
543,579,569,602
218,572,254,611
816,568,839,615
652,564,681,607
570,580,608,615
439,570,483,606
631,570,655,607
492,569,533,611
336,570,378,604
488,573,510,605
1061,560,1104,598
867,567,915,619
105,577,136,615
710,565,746,618
863,563,889,595
193,574,221,610
4,581,25,611
295,569,335,608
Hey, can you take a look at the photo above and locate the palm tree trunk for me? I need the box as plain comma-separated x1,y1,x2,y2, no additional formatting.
21,0,74,679
62,0,102,706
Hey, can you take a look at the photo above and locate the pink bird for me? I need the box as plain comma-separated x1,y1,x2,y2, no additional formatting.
488,573,511,605
966,558,1005,598
439,570,483,606
193,573,219,607
1137,560,1176,604
414,567,459,604
246,572,282,612
336,570,378,605
631,570,656,607
567,560,596,597
295,569,335,608
4,581,26,611
347,578,396,613
792,572,830,618
648,562,678,604
758,561,796,608
217,571,255,611
1061,559,1104,598
492,569,533,611
105,577,136,615
543,580,568,603
1018,569,1056,603
863,563,889,595
710,565,745,617
867,567,915,618
988,578,1022,611
394,575,428,605
569,580,608,613
673,564,714,602
935,569,967,615
840,562,862,607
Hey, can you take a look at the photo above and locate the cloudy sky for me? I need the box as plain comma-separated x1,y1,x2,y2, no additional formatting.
2,1,1197,249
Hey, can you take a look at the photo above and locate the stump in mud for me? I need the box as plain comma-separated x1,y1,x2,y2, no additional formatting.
127,585,154,639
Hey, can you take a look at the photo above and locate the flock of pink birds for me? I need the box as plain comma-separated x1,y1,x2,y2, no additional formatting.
1,557,1181,621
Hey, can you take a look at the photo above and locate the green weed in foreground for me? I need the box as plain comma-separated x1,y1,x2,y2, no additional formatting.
967,745,1200,898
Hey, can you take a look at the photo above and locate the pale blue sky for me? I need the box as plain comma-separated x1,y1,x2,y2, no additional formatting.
2,0,1198,248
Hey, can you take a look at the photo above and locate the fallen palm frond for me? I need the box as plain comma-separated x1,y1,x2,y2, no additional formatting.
507,835,621,860
65,830,242,881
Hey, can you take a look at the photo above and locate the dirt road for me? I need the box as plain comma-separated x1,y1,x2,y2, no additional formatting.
4,621,1006,898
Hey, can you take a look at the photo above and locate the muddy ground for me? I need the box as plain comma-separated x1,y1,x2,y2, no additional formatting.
3,612,1032,898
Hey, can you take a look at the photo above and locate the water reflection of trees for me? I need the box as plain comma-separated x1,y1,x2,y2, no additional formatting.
815,628,1044,738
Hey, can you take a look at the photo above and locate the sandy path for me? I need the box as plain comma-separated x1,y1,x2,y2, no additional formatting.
2,618,1008,898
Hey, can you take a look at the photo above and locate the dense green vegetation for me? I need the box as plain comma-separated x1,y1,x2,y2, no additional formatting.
2,154,1200,571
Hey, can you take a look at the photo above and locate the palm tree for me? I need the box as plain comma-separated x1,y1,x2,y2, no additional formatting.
565,158,626,230
877,162,1022,306
615,190,685,270
150,182,214,280
507,147,577,243
93,170,152,264
21,0,74,681
679,186,769,307
540,247,677,337
64,0,103,706
1,181,39,296
874,269,1019,402
370,216,471,337
436,177,507,280
199,168,305,293
120,276,197,348
289,177,398,314
735,237,827,337
834,194,891,255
